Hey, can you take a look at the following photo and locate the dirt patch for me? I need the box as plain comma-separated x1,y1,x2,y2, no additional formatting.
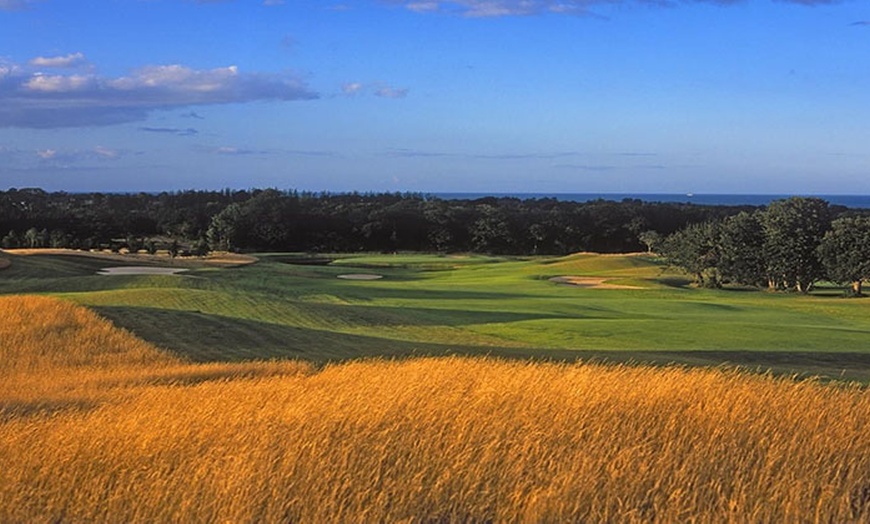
337,274,384,281
0,258,10,271
98,266,189,276
549,276,642,290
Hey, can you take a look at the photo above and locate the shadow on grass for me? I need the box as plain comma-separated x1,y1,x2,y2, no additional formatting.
300,301,583,327
94,306,870,383
93,306,543,364
656,276,693,288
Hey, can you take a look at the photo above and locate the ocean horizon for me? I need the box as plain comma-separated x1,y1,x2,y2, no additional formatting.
434,193,870,209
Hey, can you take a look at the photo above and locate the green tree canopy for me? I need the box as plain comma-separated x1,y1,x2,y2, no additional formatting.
662,221,721,288
761,197,831,293
718,211,767,287
818,216,870,296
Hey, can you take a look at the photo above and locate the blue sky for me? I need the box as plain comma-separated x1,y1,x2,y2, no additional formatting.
0,0,868,194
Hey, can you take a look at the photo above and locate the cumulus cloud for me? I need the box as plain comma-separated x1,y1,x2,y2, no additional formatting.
29,53,89,69
0,59,318,128
390,0,843,17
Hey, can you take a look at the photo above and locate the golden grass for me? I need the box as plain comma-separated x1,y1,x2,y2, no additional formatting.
3,295,870,522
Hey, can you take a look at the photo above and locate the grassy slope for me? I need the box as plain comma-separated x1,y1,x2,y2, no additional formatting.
2,251,870,379
5,295,870,522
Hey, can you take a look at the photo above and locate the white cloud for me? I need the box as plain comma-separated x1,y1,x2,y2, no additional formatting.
29,53,88,69
0,59,318,128
342,82,364,95
24,74,94,93
36,149,57,160
34,146,128,165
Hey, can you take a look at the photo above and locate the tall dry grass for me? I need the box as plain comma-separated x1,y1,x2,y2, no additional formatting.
2,295,870,522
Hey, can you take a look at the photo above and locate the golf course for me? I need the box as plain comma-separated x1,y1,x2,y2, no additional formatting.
2,248,869,380
4,249,870,521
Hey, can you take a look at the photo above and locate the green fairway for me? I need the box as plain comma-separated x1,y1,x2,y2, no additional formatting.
2,250,870,380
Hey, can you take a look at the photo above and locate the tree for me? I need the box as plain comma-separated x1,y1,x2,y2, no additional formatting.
638,230,663,254
1,230,19,249
718,211,767,287
761,197,831,293
471,204,513,254
192,237,211,257
207,203,243,252
23,227,42,248
818,216,870,296
125,234,144,254
661,221,721,288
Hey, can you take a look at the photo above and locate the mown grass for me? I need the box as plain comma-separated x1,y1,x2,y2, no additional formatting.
2,250,870,378
3,295,870,522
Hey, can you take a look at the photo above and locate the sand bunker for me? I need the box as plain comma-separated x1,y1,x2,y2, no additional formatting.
549,276,641,290
337,274,384,281
98,266,188,276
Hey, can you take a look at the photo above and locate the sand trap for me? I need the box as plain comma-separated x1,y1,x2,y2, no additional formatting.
98,266,188,276
549,276,641,290
337,273,383,281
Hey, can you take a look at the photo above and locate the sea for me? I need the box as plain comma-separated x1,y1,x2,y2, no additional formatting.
434,193,870,209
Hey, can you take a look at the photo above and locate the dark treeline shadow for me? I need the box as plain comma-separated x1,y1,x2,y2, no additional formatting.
0,187,774,255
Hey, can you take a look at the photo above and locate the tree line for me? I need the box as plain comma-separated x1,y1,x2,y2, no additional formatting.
659,197,870,295
0,187,760,256
3,189,867,293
